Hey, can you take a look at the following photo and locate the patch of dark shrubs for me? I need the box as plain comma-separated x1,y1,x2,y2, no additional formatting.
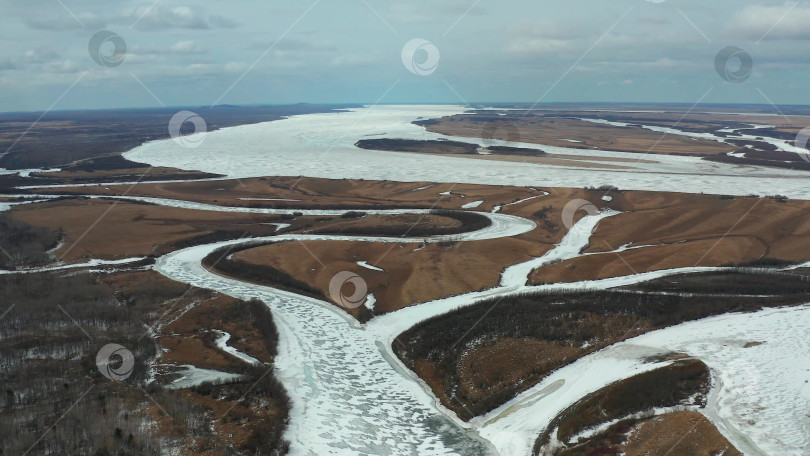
190,298,291,455
0,215,60,268
584,185,621,192
354,138,479,155
486,145,547,157
203,242,326,301
395,282,807,419
312,210,491,237
628,269,810,295
533,360,710,454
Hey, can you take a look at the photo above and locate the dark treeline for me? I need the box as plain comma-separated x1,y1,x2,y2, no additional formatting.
203,242,326,301
168,230,254,251
354,138,480,155
183,298,291,455
705,152,810,171
627,270,810,295
310,210,492,237
533,360,710,455
486,145,547,157
0,104,349,170
0,273,164,455
0,215,60,268
0,273,292,455
394,281,807,419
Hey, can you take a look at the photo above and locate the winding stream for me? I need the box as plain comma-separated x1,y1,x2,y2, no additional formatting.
6,105,810,454
143,195,808,456
3,185,808,454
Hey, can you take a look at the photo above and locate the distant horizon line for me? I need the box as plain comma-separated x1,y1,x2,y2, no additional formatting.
2,101,809,116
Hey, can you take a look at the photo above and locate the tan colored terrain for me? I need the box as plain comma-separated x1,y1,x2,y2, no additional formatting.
11,179,541,262
9,198,286,262
619,411,742,456
440,153,641,169
220,184,616,313
34,165,215,181
532,192,810,284
426,115,734,155
233,236,549,314
39,176,539,212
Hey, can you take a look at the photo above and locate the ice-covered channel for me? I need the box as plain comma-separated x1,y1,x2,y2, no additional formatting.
150,204,597,455
148,196,810,455
125,105,810,200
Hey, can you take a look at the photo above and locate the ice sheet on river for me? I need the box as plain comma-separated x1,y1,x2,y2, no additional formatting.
125,105,810,200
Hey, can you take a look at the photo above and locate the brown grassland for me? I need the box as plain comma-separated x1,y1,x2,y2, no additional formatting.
5,175,809,453
423,113,735,155
532,191,810,284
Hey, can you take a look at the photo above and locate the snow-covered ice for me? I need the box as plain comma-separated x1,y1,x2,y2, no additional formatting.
477,305,810,456
356,261,384,272
124,105,810,200
165,364,246,390
213,330,262,366
462,200,484,209
0,257,148,274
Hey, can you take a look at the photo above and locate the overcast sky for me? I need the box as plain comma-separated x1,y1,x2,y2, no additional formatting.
1,0,808,112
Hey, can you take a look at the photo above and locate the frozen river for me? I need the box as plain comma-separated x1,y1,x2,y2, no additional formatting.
142,196,809,456
72,105,808,454
125,104,810,200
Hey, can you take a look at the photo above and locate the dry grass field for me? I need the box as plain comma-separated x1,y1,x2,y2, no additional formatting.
38,176,539,211
532,191,810,284
423,113,735,155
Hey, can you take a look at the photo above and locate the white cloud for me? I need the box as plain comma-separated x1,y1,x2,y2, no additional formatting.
727,2,810,40
22,48,61,64
44,61,80,73
186,62,247,75
25,12,107,31
169,41,206,54
129,5,239,31
505,39,573,55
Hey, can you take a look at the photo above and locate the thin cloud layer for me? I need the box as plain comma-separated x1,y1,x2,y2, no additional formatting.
0,0,808,111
